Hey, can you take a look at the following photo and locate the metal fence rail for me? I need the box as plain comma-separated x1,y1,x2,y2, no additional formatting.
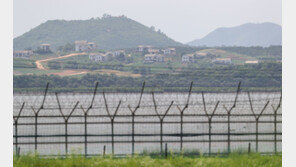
13,82,282,156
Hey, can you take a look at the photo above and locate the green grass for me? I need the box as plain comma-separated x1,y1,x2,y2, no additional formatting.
13,68,62,75
13,153,281,167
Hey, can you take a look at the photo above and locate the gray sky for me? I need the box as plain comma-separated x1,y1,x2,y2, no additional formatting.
13,0,282,43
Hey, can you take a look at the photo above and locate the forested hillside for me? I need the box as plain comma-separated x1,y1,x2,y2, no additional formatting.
14,15,182,50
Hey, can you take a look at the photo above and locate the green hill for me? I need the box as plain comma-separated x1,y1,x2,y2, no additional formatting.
14,15,182,50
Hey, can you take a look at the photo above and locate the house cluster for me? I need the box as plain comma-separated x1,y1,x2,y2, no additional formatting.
182,51,234,64
181,51,208,63
137,45,176,63
75,40,97,52
182,53,195,63
13,50,33,59
89,50,126,62
13,43,51,58
144,54,164,63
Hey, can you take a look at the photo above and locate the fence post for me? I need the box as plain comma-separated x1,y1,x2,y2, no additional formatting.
274,108,277,154
151,91,173,154
272,94,281,154
16,147,21,157
65,102,79,155
202,92,219,156
30,82,49,153
14,118,18,153
165,143,168,158
111,119,114,155
255,120,258,152
128,82,145,155
80,82,98,157
84,112,88,157
132,112,135,155
227,112,230,153
176,82,193,152
56,93,79,156
103,145,106,157
209,119,212,155
160,120,163,153
223,82,241,154
14,102,25,154
247,92,269,153
248,143,251,154
180,111,183,151
34,111,38,151
103,91,121,155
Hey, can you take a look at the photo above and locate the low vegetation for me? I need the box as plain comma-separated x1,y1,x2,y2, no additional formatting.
13,153,281,167
13,62,281,92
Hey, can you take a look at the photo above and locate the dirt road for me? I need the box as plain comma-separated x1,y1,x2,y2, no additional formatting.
35,52,87,70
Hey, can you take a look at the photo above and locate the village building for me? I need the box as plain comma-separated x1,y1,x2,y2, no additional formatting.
40,44,51,52
75,40,97,52
163,48,176,55
113,50,125,57
13,50,33,59
89,53,107,62
182,54,195,63
147,48,160,54
245,60,259,64
212,58,232,64
144,54,164,63
137,45,152,52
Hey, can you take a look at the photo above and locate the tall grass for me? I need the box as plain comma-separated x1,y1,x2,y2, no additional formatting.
14,153,281,167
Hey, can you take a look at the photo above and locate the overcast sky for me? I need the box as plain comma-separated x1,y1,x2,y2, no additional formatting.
13,0,282,43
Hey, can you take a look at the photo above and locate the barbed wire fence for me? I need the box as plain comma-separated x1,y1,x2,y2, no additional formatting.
13,82,282,157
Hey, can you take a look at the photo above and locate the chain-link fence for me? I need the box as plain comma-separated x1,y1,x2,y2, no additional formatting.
13,82,282,156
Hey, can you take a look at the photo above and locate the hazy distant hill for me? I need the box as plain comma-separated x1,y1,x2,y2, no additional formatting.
187,23,282,47
14,15,182,50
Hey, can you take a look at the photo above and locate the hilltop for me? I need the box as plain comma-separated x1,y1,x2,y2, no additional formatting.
187,23,282,47
13,15,182,50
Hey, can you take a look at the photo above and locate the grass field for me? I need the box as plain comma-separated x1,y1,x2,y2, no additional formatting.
13,153,281,167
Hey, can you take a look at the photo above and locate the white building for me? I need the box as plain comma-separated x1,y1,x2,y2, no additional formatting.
113,50,125,57
137,45,152,52
89,53,106,62
212,58,232,64
40,44,51,52
144,54,164,63
163,48,176,55
13,50,33,59
182,54,195,63
75,40,96,52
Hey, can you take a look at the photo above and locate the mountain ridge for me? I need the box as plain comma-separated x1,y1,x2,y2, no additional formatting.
187,22,282,47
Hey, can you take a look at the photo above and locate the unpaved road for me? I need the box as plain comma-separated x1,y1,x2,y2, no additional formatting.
35,52,87,70
48,70,90,76
34,52,141,77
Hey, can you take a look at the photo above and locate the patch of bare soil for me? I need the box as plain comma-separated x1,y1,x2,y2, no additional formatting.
48,70,89,76
95,69,141,77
